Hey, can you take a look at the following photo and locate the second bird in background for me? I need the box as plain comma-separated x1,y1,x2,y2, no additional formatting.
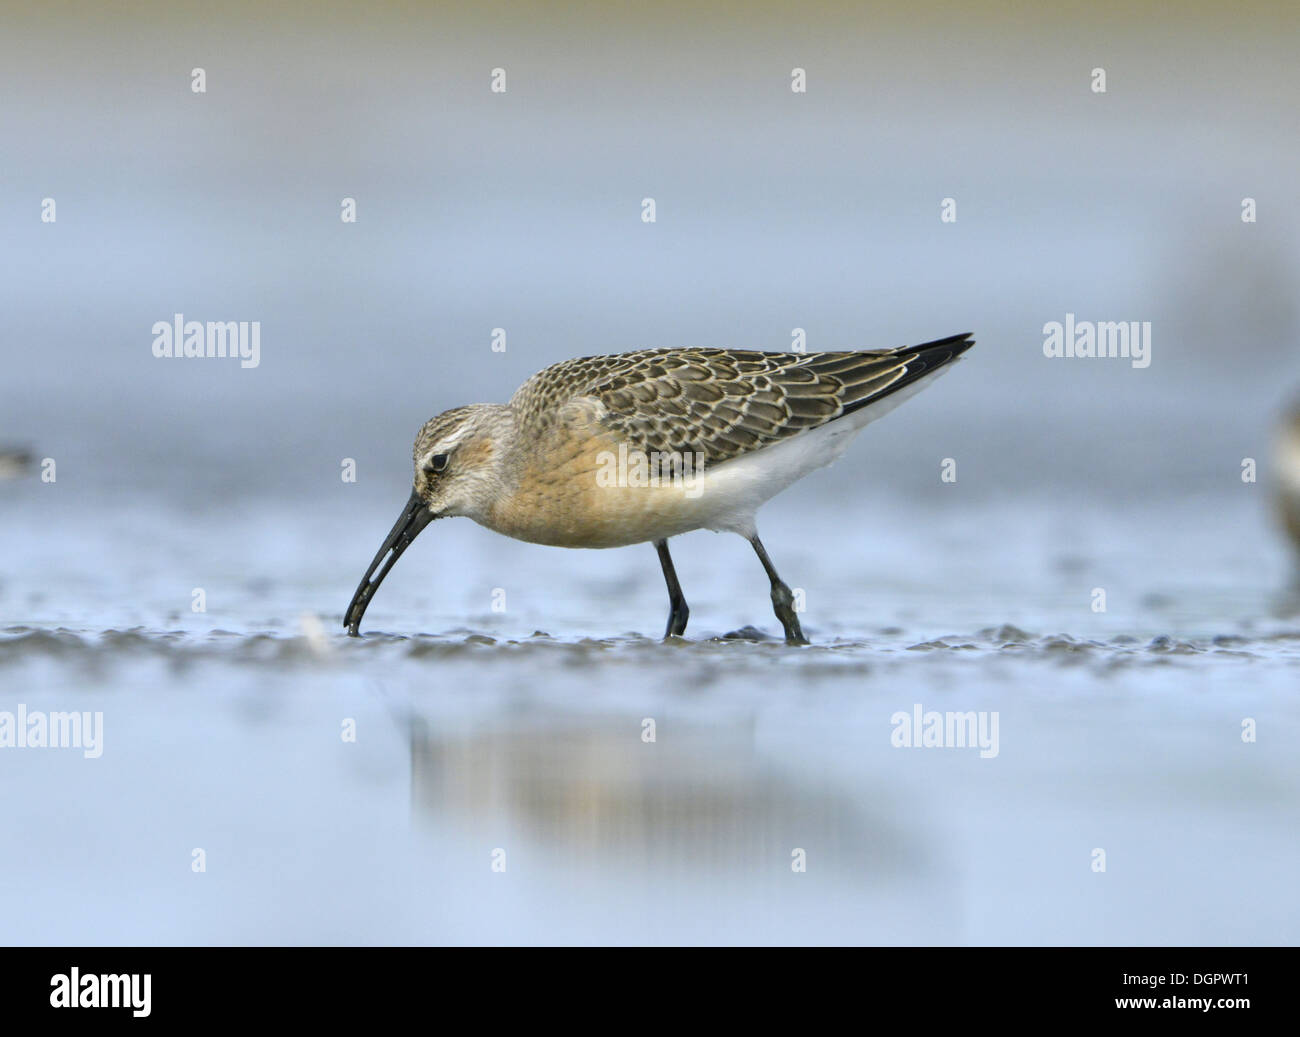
1276,399,1300,574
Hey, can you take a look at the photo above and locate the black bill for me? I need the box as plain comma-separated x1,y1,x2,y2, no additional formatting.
343,490,436,636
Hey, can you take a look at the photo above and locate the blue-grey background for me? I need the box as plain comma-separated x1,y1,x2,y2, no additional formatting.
1,1,1298,944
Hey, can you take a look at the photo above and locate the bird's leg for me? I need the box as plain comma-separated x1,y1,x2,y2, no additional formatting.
749,534,808,645
654,538,690,639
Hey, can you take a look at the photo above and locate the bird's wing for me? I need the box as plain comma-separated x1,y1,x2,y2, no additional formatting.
512,334,973,465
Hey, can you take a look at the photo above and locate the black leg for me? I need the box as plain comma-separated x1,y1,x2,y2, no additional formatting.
655,539,690,638
749,534,808,645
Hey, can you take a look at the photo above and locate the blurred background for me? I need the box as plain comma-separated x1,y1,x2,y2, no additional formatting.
1,0,1298,944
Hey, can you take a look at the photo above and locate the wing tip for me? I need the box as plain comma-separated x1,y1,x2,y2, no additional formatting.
910,331,975,356
837,331,974,418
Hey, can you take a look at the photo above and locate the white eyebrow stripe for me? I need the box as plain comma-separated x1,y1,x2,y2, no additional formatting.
430,429,468,454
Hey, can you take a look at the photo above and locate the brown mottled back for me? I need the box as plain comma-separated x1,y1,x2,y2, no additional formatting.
510,334,973,465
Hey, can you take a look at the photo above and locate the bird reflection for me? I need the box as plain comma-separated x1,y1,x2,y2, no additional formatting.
408,719,928,882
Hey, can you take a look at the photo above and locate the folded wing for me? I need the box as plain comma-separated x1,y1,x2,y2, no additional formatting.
513,333,974,466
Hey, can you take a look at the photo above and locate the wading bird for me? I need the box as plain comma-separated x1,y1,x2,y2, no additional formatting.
344,333,973,643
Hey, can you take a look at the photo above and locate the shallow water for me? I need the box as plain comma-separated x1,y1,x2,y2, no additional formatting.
2,484,1298,944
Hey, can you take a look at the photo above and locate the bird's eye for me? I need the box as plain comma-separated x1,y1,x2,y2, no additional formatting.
427,453,449,474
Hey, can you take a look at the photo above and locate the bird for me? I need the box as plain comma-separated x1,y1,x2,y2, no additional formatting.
1277,398,1300,563
343,332,974,643
0,447,32,481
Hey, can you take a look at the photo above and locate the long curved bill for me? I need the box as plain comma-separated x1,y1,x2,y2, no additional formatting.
343,490,436,636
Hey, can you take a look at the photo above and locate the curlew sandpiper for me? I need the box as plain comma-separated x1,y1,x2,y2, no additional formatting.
344,333,974,643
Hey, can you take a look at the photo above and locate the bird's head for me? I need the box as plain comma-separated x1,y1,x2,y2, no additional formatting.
343,404,510,635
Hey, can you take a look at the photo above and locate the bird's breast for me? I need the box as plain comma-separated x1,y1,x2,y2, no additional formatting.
482,424,722,548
